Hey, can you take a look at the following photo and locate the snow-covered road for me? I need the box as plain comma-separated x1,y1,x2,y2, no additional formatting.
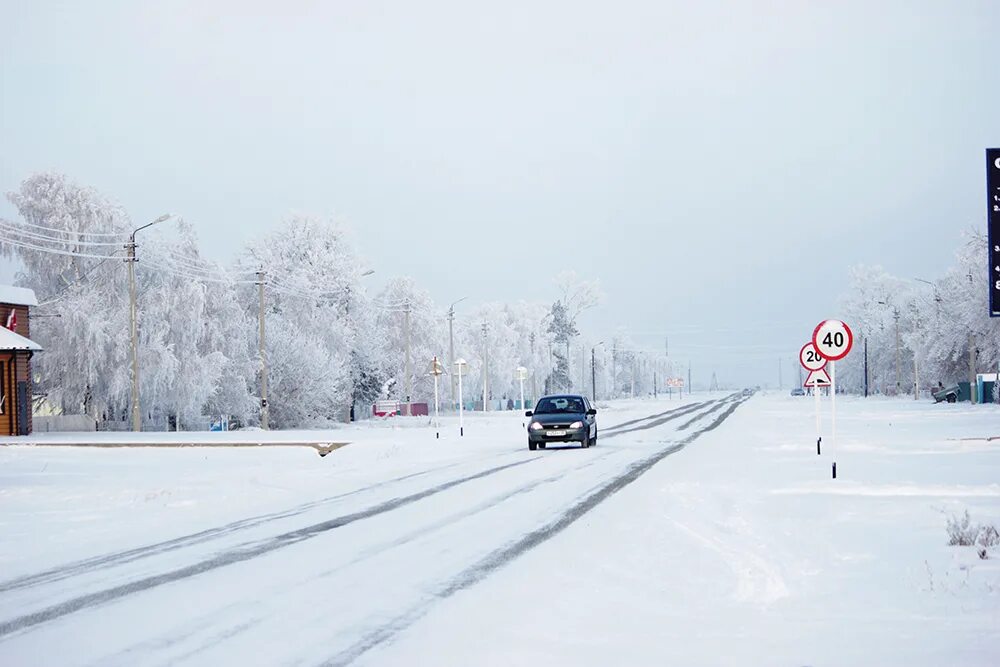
0,394,748,665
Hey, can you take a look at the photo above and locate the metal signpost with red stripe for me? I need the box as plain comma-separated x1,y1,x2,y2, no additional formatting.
799,342,827,455
812,319,854,479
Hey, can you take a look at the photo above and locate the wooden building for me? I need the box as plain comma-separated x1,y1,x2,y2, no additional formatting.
0,286,41,436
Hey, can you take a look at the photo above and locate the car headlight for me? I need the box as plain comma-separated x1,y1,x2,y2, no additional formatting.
570,421,584,429
529,422,544,431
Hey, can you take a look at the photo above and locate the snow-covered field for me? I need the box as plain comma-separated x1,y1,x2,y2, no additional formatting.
1,393,997,666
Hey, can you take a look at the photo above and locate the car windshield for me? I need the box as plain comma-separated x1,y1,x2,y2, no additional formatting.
534,397,585,414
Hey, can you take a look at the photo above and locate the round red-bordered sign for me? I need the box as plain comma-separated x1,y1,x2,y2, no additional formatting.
799,342,827,371
812,319,854,361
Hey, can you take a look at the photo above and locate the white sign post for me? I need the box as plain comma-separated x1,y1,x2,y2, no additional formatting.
429,356,444,439
516,366,528,426
454,358,468,437
800,342,828,456
812,320,854,479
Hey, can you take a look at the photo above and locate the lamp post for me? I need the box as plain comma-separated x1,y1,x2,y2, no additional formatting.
912,278,942,401
516,365,528,425
591,341,604,401
127,213,172,432
481,323,489,412
455,358,468,436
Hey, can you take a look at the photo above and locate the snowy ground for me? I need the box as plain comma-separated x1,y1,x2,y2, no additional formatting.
0,392,997,666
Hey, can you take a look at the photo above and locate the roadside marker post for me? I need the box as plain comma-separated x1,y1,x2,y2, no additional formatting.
812,320,854,479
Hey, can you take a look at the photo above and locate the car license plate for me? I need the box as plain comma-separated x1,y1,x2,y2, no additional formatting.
547,430,566,437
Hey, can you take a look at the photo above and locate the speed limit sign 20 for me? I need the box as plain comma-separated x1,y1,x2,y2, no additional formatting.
799,342,827,371
813,319,854,361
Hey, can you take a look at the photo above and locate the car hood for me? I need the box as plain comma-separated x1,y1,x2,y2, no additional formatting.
531,413,586,425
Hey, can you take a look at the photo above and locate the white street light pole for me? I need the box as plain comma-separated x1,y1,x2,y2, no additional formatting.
256,269,269,429
516,365,528,426
455,358,467,436
404,301,412,416
481,323,489,412
127,213,172,432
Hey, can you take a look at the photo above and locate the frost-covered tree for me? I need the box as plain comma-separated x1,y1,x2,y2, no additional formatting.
135,220,252,429
376,277,444,408
238,215,359,426
546,301,577,392
3,173,133,421
840,230,1000,396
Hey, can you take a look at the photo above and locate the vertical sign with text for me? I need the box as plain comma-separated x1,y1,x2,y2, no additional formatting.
988,148,1000,316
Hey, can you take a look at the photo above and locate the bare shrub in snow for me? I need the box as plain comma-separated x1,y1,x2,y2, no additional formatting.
977,524,1000,560
946,511,999,559
946,511,978,546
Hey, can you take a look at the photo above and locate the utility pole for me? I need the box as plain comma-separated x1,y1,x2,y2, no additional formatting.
565,340,571,392
404,301,412,416
630,355,635,398
257,270,269,429
894,309,901,395
446,297,466,410
448,306,456,410
864,337,869,398
611,342,617,398
591,346,597,401
127,236,140,432
529,332,537,402
969,333,977,404
482,323,489,411
126,213,171,432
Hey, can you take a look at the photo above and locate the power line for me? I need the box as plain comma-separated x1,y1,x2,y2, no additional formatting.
0,237,121,260
7,217,127,238
0,221,125,247
37,251,125,306
138,261,251,284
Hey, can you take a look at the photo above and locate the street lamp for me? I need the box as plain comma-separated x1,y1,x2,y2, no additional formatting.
591,341,604,401
516,366,528,425
454,358,468,436
128,213,173,432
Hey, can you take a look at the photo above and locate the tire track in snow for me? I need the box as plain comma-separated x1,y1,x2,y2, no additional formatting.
599,400,711,434
321,395,749,667
0,457,539,639
96,447,634,665
0,403,709,596
0,450,522,595
0,398,737,642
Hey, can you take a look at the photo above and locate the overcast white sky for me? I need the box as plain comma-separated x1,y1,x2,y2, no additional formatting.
2,0,998,386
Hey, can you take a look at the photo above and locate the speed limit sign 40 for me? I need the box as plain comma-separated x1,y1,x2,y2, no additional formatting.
813,319,854,361
799,342,827,371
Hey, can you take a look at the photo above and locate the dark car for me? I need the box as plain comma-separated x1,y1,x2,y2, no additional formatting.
524,394,597,450
790,388,806,396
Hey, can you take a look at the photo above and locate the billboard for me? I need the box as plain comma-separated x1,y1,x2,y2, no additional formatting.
988,148,1000,316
